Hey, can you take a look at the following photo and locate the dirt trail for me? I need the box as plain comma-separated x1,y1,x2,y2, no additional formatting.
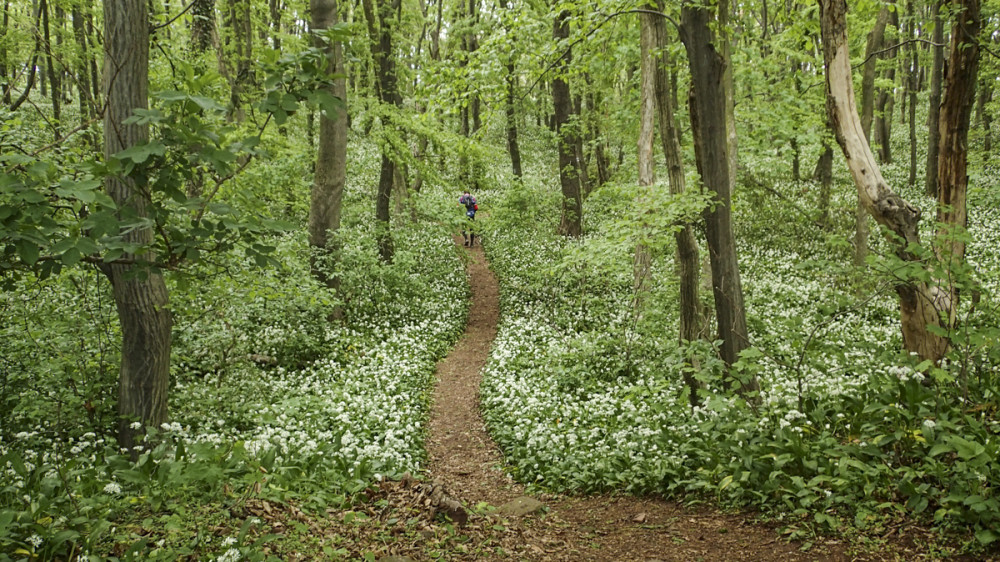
423,241,851,561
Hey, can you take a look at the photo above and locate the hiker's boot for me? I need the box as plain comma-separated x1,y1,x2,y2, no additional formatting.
463,235,470,247
469,234,476,247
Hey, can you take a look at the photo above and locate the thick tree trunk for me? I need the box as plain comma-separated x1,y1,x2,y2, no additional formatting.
308,0,348,294
924,0,944,197
553,9,582,237
680,1,757,395
103,0,173,454
653,2,704,405
819,0,959,363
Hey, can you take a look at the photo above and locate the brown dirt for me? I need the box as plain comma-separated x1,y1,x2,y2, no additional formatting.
422,240,853,561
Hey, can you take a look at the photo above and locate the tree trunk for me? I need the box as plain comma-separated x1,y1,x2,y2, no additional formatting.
654,1,704,406
506,59,522,179
308,0,348,295
817,139,833,228
976,75,992,153
71,5,96,124
269,0,282,51
633,9,656,302
874,8,898,163
0,0,9,105
363,0,400,262
42,0,60,137
906,0,918,188
924,0,944,197
935,0,980,296
861,6,890,140
680,0,757,395
103,0,173,455
553,9,582,237
818,0,965,363
10,0,43,112
190,0,217,53
224,0,252,121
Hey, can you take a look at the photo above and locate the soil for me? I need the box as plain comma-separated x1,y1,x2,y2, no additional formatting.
421,240,852,561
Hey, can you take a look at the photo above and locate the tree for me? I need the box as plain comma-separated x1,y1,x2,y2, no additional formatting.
680,0,758,395
818,0,980,363
308,0,348,293
553,7,582,237
362,0,400,262
925,0,945,196
653,0,704,405
102,0,173,453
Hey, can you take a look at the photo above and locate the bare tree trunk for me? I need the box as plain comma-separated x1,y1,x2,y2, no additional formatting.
506,59,522,179
861,6,890,140
42,0,59,137
681,0,757,395
103,0,173,455
71,5,95,124
905,0,918,188
269,0,282,50
817,139,833,228
935,0,980,331
633,8,656,302
10,0,43,112
924,0,944,197
0,0,9,105
874,7,898,164
553,9,582,237
362,0,400,261
976,76,993,153
654,1,704,405
308,0,348,296
818,0,974,363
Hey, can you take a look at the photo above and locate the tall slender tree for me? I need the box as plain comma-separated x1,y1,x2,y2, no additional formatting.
308,0,348,295
362,0,401,261
654,0,704,405
552,7,582,237
102,0,173,454
925,0,945,196
680,0,757,395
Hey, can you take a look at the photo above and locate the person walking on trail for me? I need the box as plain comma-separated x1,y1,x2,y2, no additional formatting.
458,190,478,247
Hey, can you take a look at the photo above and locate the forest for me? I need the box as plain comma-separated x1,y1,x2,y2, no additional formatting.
1,0,999,559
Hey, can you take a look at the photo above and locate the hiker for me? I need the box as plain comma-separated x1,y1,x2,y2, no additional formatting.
458,190,478,246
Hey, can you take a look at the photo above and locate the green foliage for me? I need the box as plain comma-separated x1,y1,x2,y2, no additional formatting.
479,166,1000,551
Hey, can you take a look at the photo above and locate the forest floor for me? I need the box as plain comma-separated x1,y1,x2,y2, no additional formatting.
418,239,851,561
282,239,959,561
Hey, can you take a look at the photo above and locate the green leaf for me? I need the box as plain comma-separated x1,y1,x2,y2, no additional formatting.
976,529,998,545
16,240,39,265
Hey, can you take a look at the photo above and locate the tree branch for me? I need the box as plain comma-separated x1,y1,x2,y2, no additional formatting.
519,8,680,102
151,0,198,31
853,38,947,69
